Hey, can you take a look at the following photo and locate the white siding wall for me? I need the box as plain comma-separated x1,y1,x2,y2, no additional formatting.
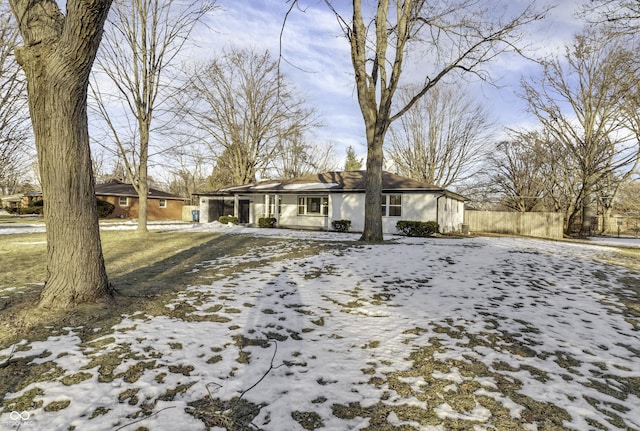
199,198,209,223
334,193,365,232
203,192,465,234
279,195,298,225
402,194,438,221
275,194,328,230
437,197,465,233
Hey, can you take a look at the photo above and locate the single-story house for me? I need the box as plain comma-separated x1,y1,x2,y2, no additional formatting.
95,180,186,220
0,191,42,209
195,171,466,234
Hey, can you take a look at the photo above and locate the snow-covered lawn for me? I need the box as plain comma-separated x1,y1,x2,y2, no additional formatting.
1,224,639,430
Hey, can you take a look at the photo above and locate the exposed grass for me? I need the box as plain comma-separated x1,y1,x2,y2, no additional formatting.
599,247,640,271
0,229,218,294
0,229,343,348
0,215,45,225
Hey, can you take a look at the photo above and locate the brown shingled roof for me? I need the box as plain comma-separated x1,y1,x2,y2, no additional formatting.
288,171,443,191
95,180,185,200
200,171,465,200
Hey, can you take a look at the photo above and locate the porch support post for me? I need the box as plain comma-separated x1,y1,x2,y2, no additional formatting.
326,194,332,231
199,197,209,223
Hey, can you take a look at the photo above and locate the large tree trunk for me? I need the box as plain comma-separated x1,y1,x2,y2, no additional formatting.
580,182,594,237
137,123,150,233
360,134,384,242
34,82,113,307
10,0,114,308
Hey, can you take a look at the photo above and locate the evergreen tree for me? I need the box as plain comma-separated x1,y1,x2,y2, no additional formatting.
344,145,363,171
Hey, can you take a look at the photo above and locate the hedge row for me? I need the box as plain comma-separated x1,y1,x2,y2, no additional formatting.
258,217,277,228
6,199,115,218
396,220,439,237
331,219,351,232
219,215,239,225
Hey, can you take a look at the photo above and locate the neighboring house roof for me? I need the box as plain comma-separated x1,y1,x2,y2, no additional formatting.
197,171,467,201
1,192,42,202
0,194,23,203
95,180,185,200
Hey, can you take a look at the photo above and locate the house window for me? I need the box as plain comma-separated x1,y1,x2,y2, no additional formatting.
381,194,402,217
119,197,128,207
298,196,328,215
266,195,281,217
159,199,167,208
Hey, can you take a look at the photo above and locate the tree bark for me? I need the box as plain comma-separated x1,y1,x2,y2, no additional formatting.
137,121,150,233
361,134,384,242
10,0,114,308
580,184,595,237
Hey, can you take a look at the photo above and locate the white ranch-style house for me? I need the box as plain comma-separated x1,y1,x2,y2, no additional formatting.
196,171,466,234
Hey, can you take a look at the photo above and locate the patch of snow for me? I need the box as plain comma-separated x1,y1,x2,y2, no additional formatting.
432,367,465,384
250,182,281,190
282,182,339,190
435,402,492,422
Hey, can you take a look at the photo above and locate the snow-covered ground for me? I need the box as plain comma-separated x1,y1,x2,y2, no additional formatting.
2,219,640,247
1,223,640,430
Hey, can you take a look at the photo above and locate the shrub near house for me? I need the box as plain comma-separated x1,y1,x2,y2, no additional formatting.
8,199,115,217
396,220,439,237
97,199,115,218
332,220,351,232
258,217,277,228
219,215,238,225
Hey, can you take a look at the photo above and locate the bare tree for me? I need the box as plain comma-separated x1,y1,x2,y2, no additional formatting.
0,4,30,196
488,131,547,212
521,29,640,236
162,146,212,203
309,0,546,242
270,133,338,179
185,47,317,186
92,0,215,233
9,0,113,308
538,134,583,233
593,87,640,232
387,84,492,187
582,0,640,34
616,180,640,219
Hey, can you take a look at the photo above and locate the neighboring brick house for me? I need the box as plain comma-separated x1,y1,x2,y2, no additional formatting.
95,180,186,221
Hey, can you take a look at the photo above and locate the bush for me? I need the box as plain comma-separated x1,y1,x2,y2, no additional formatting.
96,199,115,218
331,219,351,232
219,215,239,225
13,199,115,218
396,220,439,237
258,217,277,228
18,201,43,215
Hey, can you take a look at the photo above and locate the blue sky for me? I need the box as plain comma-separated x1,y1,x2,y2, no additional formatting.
189,0,585,163
87,0,585,179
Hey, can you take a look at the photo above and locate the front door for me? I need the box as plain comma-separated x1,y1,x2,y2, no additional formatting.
239,199,250,224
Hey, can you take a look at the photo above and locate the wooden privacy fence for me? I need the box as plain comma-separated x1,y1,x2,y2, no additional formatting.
464,210,564,240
